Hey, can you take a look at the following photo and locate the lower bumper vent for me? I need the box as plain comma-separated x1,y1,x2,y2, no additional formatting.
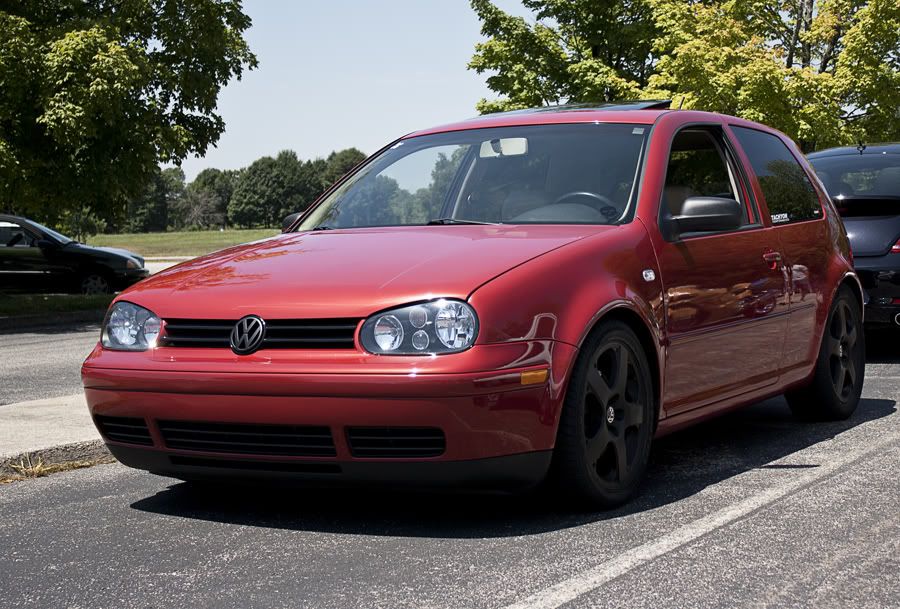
94,415,153,446
347,427,446,458
158,420,337,457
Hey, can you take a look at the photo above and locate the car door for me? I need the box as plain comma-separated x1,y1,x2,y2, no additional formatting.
729,125,832,373
656,126,790,414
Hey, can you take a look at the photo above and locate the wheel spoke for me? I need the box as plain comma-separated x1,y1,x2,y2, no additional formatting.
846,358,857,389
586,434,609,466
586,368,613,405
614,437,629,481
836,304,848,338
826,335,841,359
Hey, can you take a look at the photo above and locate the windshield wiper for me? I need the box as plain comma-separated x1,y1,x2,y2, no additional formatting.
310,225,335,231
426,218,499,226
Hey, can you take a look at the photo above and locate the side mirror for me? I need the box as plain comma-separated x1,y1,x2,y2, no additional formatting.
281,212,301,233
671,196,742,237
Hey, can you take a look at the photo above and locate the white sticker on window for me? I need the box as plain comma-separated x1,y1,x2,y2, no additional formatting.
771,213,790,224
632,127,645,135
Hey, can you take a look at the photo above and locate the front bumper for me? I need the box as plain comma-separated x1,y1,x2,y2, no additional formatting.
113,267,151,290
82,340,576,487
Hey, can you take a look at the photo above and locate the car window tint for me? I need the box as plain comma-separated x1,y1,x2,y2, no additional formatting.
809,154,900,198
0,222,32,248
663,129,747,223
732,126,822,225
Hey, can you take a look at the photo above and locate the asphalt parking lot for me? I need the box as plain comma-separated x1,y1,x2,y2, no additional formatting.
0,331,897,608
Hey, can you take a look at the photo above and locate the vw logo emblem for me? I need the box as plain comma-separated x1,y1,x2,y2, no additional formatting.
230,315,266,355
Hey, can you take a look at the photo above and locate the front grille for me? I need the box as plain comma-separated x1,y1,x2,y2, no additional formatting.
94,415,153,446
159,318,360,350
158,420,337,457
347,427,446,458
169,456,341,474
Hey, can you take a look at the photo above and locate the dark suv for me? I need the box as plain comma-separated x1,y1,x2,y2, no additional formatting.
0,214,149,294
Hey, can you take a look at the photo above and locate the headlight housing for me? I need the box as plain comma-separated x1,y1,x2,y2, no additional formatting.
360,299,478,355
101,301,161,351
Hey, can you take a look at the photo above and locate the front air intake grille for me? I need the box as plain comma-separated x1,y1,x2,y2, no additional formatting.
347,427,446,458
169,456,341,474
159,318,360,350
157,420,337,457
94,415,153,446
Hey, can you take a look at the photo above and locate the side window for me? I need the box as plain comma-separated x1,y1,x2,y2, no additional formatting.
0,222,33,248
662,128,753,225
731,126,822,225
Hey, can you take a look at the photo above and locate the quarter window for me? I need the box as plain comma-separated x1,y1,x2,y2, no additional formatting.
732,126,822,225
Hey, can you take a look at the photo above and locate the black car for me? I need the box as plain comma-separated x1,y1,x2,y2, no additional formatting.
808,144,900,329
0,214,149,294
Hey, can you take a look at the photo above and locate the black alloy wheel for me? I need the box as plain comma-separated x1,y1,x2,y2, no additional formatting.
553,320,655,508
786,286,865,421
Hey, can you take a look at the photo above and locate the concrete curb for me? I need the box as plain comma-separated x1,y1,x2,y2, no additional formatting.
0,440,111,477
0,309,105,333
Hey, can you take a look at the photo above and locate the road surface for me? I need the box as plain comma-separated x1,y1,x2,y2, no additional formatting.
0,334,897,608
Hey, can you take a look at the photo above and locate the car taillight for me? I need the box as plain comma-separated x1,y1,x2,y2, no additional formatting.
892,238,900,254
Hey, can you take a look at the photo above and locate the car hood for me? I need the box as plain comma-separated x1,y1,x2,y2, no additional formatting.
69,243,144,266
122,225,602,319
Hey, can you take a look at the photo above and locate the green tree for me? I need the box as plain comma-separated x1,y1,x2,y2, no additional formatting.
469,0,900,149
124,166,185,232
322,148,367,187
0,0,257,225
187,167,238,228
228,156,280,228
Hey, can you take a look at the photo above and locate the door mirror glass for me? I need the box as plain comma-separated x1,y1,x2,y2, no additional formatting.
672,196,743,235
282,212,302,233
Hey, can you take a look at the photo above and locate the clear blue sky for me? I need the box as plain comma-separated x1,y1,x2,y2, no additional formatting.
177,0,528,181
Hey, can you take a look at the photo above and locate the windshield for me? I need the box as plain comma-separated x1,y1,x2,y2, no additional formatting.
298,123,649,230
28,220,73,244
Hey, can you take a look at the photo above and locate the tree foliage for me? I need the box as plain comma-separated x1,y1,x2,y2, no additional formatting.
0,0,257,223
469,0,900,149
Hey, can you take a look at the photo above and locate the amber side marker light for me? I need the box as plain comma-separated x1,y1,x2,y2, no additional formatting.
521,369,550,385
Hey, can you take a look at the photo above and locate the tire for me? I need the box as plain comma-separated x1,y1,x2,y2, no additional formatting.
80,272,111,295
552,320,655,509
786,286,864,421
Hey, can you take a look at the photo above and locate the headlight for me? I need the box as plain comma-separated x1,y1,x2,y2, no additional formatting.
101,301,161,351
126,258,141,270
361,299,478,355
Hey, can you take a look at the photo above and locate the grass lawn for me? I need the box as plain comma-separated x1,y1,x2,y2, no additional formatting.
87,228,279,258
0,293,114,317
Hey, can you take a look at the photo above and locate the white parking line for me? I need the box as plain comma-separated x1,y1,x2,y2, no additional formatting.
503,425,900,609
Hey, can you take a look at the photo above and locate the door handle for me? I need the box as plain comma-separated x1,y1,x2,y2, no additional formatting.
763,251,782,270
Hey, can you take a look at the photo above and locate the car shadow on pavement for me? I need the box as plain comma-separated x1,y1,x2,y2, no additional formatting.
865,329,900,364
131,395,896,538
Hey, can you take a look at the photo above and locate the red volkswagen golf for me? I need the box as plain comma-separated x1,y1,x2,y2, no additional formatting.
82,102,864,507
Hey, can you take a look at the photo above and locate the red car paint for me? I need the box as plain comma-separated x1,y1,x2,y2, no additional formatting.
82,108,859,485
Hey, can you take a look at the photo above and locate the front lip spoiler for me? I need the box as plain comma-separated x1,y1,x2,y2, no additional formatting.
108,444,552,489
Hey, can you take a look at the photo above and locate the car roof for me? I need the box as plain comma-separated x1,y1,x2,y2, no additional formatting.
406,100,678,138
808,143,900,159
403,101,786,140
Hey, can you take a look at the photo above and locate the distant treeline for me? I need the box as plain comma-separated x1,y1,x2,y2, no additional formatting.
124,148,366,233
